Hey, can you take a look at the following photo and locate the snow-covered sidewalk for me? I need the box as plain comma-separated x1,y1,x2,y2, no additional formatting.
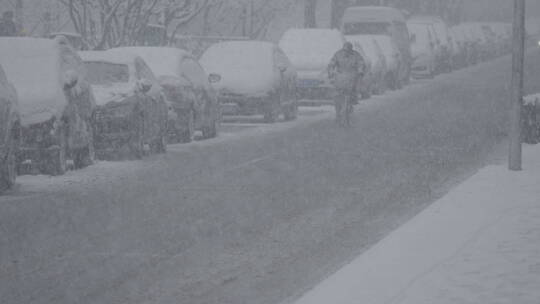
292,144,540,304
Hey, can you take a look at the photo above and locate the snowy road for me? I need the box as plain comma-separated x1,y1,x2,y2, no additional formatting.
1,51,540,304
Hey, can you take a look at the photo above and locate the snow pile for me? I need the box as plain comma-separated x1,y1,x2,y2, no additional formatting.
524,93,540,106
0,38,65,126
294,144,540,304
279,29,344,71
200,41,275,97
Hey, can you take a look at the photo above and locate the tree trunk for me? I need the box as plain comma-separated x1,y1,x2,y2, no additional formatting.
304,0,317,28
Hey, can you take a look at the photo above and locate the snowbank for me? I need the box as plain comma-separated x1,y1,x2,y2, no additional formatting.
293,144,540,304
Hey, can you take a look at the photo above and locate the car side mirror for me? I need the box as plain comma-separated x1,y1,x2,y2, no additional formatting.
208,73,221,83
410,34,416,43
137,78,153,94
63,70,79,90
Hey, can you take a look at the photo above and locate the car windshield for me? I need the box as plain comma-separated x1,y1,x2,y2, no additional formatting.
344,22,390,36
85,62,129,86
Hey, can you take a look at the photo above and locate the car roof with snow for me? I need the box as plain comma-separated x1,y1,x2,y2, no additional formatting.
343,6,406,23
107,47,193,78
0,37,75,125
279,28,344,71
79,50,139,65
200,40,277,97
408,15,444,24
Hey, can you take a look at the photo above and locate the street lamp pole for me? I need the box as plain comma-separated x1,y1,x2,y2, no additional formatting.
508,0,526,171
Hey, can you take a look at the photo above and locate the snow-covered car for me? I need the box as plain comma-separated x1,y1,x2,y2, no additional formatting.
279,28,344,99
372,35,402,90
461,23,492,62
342,6,412,84
408,16,452,73
453,24,480,66
346,35,387,95
200,41,298,123
0,37,95,176
108,47,221,143
0,64,20,193
80,51,168,160
407,21,437,78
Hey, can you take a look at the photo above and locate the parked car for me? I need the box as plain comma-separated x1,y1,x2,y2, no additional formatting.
80,51,168,160
462,22,491,62
454,24,480,66
408,16,452,74
200,41,298,123
108,47,221,142
371,35,402,90
342,6,411,84
279,28,344,100
0,64,20,192
0,37,95,176
407,21,437,78
345,34,387,95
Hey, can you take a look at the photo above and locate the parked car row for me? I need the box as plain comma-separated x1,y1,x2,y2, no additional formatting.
0,8,530,194
408,19,513,78
0,37,225,192
0,35,304,192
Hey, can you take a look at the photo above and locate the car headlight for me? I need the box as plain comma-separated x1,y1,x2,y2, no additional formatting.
537,40,540,47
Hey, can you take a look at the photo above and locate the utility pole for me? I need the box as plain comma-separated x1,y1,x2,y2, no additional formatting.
15,0,23,35
508,0,526,171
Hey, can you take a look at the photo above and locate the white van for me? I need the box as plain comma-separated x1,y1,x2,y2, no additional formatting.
342,6,411,85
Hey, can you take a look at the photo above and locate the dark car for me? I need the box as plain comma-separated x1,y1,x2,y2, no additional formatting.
0,64,20,192
109,47,221,143
0,37,95,176
80,51,168,160
200,41,298,123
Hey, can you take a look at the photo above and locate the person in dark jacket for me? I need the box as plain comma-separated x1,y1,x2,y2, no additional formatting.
328,42,365,124
0,11,17,37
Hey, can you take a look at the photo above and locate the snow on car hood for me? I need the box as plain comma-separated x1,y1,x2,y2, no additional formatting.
91,83,135,106
200,41,275,97
210,68,274,97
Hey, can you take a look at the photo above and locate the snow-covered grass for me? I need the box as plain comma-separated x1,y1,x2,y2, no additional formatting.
291,143,540,304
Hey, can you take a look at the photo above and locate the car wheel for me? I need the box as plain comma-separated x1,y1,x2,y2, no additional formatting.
264,93,281,123
0,126,18,192
150,134,167,154
45,125,67,176
130,114,145,159
73,125,95,169
283,101,298,121
202,118,219,139
179,108,195,143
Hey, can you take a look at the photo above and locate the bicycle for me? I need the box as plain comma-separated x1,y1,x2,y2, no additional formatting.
334,87,354,127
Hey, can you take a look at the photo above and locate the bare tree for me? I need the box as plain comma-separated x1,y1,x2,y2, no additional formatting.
57,0,209,49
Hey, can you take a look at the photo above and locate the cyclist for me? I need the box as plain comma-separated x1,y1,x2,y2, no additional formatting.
328,42,365,126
